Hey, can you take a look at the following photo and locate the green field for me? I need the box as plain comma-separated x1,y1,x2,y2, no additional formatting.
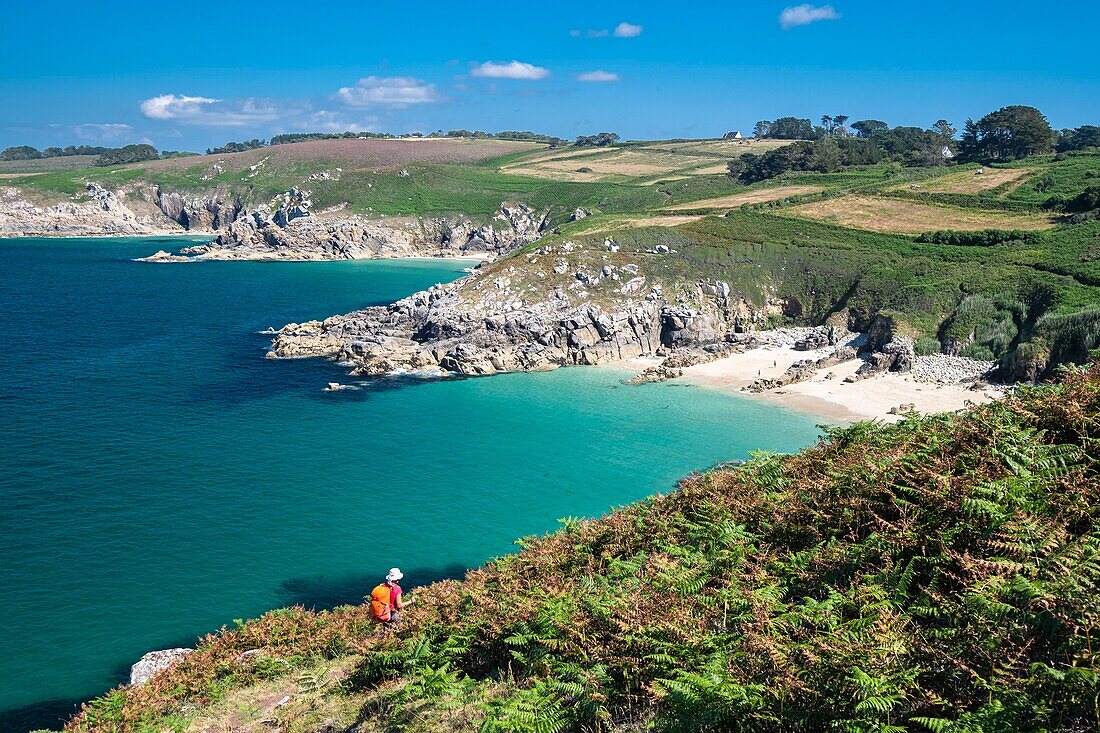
0,155,100,175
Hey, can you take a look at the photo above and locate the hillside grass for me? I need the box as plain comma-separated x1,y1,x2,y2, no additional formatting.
0,155,100,174
486,210,1100,370
868,153,1100,214
496,140,793,184
63,364,1100,733
782,195,1058,234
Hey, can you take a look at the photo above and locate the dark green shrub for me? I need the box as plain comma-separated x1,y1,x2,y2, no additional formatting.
915,337,941,356
961,343,995,360
916,229,1035,246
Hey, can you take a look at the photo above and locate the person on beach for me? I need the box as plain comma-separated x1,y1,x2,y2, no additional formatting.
370,568,412,624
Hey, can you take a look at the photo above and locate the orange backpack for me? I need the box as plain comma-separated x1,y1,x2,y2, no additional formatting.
369,583,392,621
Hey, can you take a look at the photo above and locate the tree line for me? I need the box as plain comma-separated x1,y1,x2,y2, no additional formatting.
731,105,1100,184
1,143,195,167
204,129,570,155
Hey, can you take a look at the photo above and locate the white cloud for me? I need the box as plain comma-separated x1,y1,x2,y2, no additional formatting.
470,61,550,80
335,76,439,108
139,94,281,126
72,123,135,141
140,94,219,120
613,22,643,37
779,4,840,29
577,70,620,83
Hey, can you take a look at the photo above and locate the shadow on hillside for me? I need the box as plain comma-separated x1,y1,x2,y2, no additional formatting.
4,627,203,733
0,697,86,733
277,563,471,609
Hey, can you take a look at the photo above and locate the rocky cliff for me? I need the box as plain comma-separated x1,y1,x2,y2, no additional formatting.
3,179,549,264
267,230,937,385
270,235,779,377
175,194,550,261
0,183,176,236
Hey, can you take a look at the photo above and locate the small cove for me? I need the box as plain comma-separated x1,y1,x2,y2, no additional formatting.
0,237,823,731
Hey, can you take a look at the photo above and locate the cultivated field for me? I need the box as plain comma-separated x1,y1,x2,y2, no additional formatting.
0,155,100,174
783,195,1058,233
663,184,825,210
646,139,796,157
894,165,1036,195
566,213,708,236
498,139,789,184
141,138,542,176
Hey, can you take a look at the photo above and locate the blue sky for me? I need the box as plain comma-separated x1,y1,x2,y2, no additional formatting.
2,0,1098,151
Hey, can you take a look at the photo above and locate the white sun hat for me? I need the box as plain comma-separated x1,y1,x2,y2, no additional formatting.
386,568,404,582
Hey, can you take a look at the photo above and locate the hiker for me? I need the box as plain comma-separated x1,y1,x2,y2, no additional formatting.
370,567,412,624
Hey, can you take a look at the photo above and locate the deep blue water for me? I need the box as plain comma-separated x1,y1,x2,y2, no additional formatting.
0,237,823,731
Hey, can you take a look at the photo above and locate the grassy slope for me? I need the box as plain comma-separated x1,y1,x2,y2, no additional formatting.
480,208,1100,369
0,156,101,174
65,364,1100,733
6,141,743,226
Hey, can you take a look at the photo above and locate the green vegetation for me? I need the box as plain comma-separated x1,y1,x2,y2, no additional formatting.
94,144,158,167
1058,125,1100,153
206,138,267,154
914,229,1038,246
0,155,100,174
63,364,1100,732
960,106,1056,162
753,116,816,139
1,142,181,168
573,132,621,147
307,164,737,223
728,138,885,183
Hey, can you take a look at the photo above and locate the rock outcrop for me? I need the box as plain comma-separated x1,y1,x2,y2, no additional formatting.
129,648,193,686
3,179,547,266
177,200,549,262
271,283,666,376
849,337,916,381
0,183,171,237
135,249,191,263
154,186,244,230
747,346,857,392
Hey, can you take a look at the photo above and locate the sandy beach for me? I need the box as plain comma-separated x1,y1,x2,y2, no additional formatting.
622,345,1007,424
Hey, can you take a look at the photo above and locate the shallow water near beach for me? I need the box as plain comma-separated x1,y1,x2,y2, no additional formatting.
0,236,822,731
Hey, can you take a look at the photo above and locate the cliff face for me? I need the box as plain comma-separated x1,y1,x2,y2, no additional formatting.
2,178,551,264
179,197,550,262
153,186,244,231
266,226,939,384
0,183,175,236
269,235,777,377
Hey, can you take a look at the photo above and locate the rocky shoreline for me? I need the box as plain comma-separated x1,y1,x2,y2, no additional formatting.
3,179,550,265
266,235,997,393
151,195,549,262
0,183,184,238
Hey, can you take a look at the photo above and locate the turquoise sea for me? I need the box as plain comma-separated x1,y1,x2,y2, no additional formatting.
0,237,823,731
